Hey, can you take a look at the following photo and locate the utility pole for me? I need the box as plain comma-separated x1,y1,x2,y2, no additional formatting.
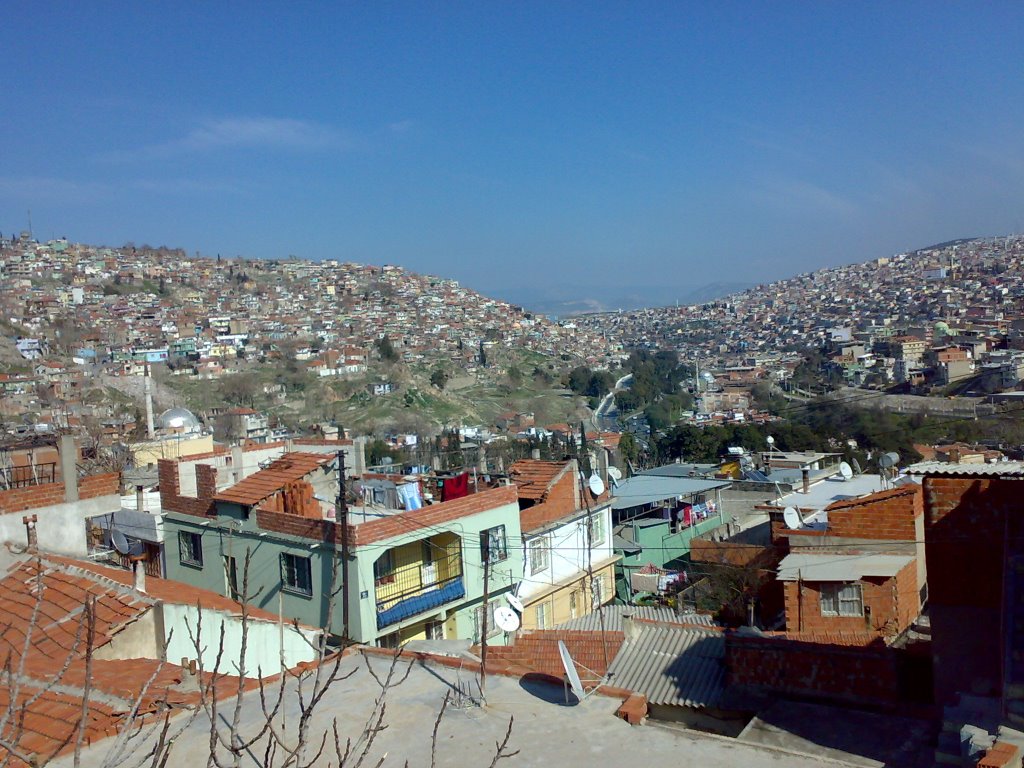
479,551,490,703
336,448,350,643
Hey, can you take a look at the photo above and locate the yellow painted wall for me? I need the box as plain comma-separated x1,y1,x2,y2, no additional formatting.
131,434,214,467
374,533,461,610
520,564,616,630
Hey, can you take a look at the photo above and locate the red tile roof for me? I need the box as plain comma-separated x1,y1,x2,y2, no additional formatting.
823,484,920,512
215,452,332,506
508,459,572,501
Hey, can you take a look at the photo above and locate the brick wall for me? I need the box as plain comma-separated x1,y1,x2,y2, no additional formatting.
726,632,901,706
158,459,216,518
923,475,1020,705
519,472,580,532
254,508,355,545
690,538,770,568
0,472,119,514
826,485,921,540
782,559,918,637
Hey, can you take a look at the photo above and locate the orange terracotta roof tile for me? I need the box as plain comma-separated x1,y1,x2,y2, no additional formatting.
508,459,572,501
824,484,920,512
215,452,332,506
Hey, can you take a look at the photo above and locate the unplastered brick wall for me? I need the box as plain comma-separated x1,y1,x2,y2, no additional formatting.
255,508,353,545
826,485,922,540
158,459,217,518
726,632,900,706
0,472,119,514
783,558,918,637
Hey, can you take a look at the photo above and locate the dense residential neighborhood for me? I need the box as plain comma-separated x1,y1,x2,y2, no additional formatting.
5,232,1024,767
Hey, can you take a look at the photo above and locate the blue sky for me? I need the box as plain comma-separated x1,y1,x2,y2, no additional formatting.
3,3,1024,308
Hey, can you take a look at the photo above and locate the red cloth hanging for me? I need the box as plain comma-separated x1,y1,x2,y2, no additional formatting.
442,472,469,501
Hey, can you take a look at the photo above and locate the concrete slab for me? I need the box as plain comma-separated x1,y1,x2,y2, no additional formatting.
739,700,936,768
61,651,865,768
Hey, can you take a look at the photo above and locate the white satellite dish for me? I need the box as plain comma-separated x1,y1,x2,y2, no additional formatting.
839,462,854,480
588,474,606,497
782,506,802,530
766,435,775,446
506,593,524,613
851,457,863,475
557,640,585,701
111,529,130,555
494,606,521,633
607,466,622,481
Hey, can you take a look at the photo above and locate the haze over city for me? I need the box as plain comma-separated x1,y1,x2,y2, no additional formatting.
4,3,1024,310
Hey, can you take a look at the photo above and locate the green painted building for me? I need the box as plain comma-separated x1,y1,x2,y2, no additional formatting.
159,453,523,647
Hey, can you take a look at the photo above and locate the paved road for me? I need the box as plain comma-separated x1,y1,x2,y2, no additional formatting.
596,373,632,432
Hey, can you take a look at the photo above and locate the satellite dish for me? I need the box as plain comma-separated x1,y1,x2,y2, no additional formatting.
557,640,585,701
111,529,130,555
766,435,775,446
851,457,863,475
588,474,606,497
879,452,900,469
782,507,802,530
839,462,854,481
506,593,524,613
381,457,393,466
607,466,622,481
494,606,521,633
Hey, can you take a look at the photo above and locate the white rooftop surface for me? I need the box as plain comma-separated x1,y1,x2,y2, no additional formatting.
60,650,839,768
777,553,915,582
776,474,894,512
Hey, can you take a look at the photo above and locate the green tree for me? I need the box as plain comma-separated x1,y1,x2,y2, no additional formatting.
430,367,449,390
376,334,398,363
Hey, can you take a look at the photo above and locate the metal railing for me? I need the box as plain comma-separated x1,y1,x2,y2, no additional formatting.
0,462,57,490
375,549,465,629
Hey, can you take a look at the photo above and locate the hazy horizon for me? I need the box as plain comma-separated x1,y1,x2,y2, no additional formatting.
4,4,1024,307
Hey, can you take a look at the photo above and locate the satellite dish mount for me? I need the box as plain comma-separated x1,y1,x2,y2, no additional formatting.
557,640,606,703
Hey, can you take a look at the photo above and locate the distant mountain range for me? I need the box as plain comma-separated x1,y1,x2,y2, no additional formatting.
506,281,756,318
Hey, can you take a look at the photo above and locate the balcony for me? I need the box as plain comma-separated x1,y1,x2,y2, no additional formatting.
374,535,464,630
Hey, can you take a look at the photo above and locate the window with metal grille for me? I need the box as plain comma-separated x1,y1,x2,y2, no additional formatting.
280,553,313,597
178,531,203,567
479,525,508,564
587,513,606,546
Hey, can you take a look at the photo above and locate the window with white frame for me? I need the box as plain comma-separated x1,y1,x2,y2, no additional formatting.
528,536,550,575
536,601,550,629
586,512,606,546
820,582,863,617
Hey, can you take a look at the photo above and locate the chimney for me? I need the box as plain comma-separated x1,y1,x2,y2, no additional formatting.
531,448,541,460
59,434,79,502
802,467,810,494
22,514,38,551
135,485,145,512
132,557,146,593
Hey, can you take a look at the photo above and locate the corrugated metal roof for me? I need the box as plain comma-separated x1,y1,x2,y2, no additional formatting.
607,625,725,709
556,605,716,632
777,553,915,582
905,461,1024,477
611,475,730,510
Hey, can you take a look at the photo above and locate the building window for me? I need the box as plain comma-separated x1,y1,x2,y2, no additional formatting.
475,601,502,642
480,525,508,564
587,513,606,546
374,551,395,585
591,574,606,606
536,602,549,629
820,582,863,617
528,536,550,575
280,553,313,597
178,531,203,568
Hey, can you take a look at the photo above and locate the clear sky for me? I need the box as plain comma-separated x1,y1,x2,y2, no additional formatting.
3,3,1024,308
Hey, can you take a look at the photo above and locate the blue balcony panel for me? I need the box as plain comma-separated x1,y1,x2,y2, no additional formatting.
376,577,466,629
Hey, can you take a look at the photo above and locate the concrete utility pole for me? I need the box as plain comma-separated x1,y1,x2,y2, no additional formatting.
479,551,491,703
336,448,351,642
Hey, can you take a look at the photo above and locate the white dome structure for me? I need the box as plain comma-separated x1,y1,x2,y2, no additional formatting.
156,407,202,434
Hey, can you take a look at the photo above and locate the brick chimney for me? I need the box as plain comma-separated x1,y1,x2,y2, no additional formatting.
131,556,146,593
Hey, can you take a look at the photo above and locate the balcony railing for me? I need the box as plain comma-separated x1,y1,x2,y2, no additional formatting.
0,462,57,490
375,549,464,629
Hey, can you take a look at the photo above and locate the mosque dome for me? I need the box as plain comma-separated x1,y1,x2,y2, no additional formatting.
156,407,202,433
